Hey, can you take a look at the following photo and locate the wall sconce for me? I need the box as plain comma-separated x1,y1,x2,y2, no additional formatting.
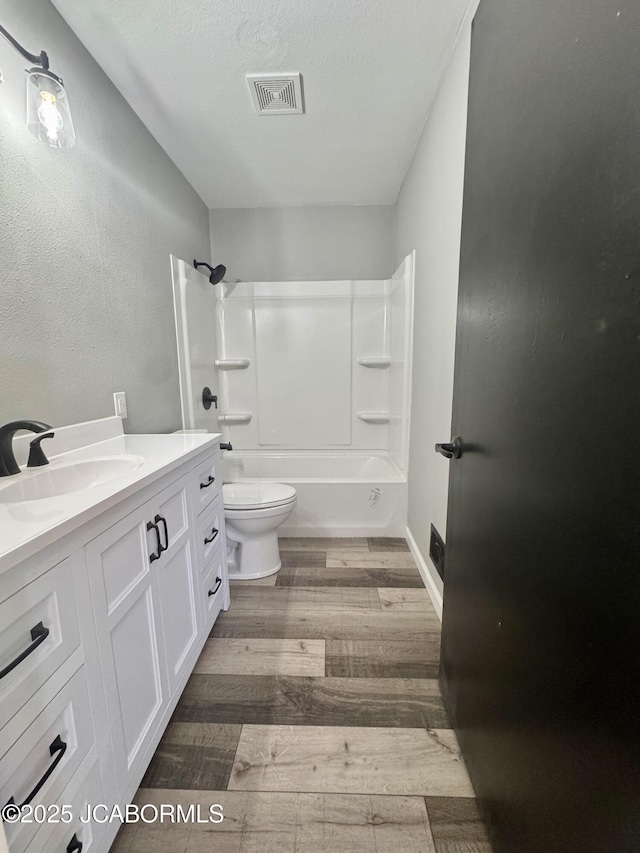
0,23,75,149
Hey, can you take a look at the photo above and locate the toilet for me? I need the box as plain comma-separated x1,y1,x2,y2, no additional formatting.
223,481,297,580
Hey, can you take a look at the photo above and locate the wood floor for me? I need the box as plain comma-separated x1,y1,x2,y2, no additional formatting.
112,537,493,852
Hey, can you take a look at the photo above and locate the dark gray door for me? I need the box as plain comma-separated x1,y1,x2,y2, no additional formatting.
440,2,640,851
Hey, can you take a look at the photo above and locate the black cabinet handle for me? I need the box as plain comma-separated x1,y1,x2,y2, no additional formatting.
435,436,464,459
200,475,215,490
204,528,219,546
155,515,169,552
208,577,222,597
6,735,67,808
0,622,49,680
66,834,83,853
146,520,162,562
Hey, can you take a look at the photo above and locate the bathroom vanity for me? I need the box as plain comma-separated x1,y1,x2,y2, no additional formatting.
0,418,229,853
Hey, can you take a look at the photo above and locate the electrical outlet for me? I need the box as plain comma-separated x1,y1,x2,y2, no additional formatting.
113,391,128,419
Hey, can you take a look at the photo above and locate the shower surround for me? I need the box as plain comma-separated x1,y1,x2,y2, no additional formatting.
172,253,414,536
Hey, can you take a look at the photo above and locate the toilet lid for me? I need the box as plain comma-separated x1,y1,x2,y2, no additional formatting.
223,481,297,510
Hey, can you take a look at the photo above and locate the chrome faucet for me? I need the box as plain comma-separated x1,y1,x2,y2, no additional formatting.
0,421,52,477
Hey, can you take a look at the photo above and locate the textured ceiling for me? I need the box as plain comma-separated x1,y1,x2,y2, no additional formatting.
51,0,471,208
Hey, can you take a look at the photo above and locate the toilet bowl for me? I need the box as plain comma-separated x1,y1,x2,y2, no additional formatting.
223,481,297,580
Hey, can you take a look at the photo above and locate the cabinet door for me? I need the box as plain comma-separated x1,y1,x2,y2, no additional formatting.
154,475,200,693
85,500,168,790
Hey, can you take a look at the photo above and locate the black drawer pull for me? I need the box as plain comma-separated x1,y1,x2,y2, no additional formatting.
204,528,219,545
0,622,49,680
200,475,215,489
67,833,83,853
208,577,222,597
146,520,162,562
155,515,169,553
6,735,67,808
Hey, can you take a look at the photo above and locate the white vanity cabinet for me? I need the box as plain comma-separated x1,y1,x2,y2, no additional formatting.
0,437,228,853
85,496,171,790
86,471,201,785
154,475,201,694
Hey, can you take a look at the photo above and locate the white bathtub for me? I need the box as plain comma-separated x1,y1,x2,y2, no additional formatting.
223,452,408,537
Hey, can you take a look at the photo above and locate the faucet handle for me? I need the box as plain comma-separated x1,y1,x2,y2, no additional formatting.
27,432,55,468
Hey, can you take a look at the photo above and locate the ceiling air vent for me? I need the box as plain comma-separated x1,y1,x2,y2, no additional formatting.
247,73,304,115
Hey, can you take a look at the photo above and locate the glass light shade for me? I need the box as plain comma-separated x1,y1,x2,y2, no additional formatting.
26,70,76,149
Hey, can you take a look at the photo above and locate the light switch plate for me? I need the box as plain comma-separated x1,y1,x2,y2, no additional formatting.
113,391,128,419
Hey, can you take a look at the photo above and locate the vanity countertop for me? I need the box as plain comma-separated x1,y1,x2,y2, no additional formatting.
0,431,220,575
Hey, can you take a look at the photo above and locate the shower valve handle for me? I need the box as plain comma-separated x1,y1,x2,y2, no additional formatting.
202,387,218,410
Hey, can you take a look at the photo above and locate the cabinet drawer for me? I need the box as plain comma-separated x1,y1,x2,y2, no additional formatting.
24,757,106,853
197,498,224,571
202,554,225,632
192,452,220,515
0,667,95,853
0,558,80,733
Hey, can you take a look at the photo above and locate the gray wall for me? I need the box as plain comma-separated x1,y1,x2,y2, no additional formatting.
394,21,472,590
0,0,210,433
209,205,394,281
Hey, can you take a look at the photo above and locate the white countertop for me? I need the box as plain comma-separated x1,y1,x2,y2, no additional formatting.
0,432,220,575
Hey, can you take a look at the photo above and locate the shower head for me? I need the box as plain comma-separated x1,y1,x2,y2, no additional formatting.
193,259,226,285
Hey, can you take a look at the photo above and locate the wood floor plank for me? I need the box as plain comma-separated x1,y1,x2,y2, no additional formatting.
281,551,327,568
378,588,436,613
325,639,441,679
276,566,425,588
279,537,368,551
229,586,381,612
173,675,450,728
425,797,494,852
230,574,277,586
112,790,437,853
229,725,475,797
210,609,440,641
368,537,411,552
140,722,241,791
327,552,418,569
195,639,326,676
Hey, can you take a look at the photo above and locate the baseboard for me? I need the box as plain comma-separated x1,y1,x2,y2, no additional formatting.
279,525,406,538
405,525,443,621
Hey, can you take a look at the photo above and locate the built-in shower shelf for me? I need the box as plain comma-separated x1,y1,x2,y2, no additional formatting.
357,357,391,369
215,359,251,370
357,412,390,425
218,413,253,424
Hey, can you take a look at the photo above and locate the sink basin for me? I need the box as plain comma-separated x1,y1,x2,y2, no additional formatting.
0,455,145,503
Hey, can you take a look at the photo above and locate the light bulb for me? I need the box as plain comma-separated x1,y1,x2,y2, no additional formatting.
37,91,64,142
27,70,76,149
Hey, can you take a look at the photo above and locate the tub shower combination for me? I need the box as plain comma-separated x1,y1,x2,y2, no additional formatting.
172,254,414,542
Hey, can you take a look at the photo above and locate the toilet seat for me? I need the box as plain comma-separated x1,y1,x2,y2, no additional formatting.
223,481,297,511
